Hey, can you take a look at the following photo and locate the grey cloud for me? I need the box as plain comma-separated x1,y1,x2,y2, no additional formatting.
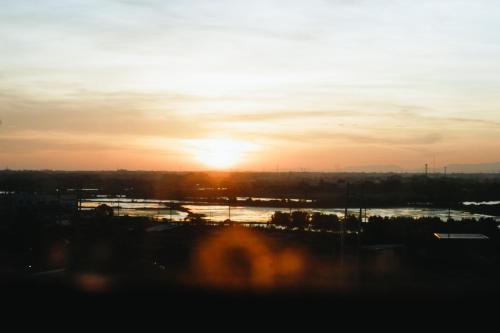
239,129,444,146
0,136,180,156
210,110,360,122
336,132,444,145
445,116,500,128
0,90,212,138
0,137,123,153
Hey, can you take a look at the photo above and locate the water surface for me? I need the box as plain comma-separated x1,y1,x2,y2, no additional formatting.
81,198,498,222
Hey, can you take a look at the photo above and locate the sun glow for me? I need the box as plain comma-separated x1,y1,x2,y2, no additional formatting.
192,138,254,169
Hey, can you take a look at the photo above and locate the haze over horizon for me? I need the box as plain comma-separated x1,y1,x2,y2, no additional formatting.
1,0,500,171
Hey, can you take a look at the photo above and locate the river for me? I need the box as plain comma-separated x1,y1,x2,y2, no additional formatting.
80,198,499,223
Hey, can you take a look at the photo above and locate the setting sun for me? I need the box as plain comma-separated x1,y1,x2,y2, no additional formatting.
191,138,254,169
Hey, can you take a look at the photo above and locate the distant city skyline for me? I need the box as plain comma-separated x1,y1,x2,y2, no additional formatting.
1,0,500,171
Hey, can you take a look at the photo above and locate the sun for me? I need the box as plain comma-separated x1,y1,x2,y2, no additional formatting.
192,138,253,169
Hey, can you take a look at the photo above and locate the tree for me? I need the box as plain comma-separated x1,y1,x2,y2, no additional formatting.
270,211,291,227
291,211,309,230
94,204,114,219
311,212,339,231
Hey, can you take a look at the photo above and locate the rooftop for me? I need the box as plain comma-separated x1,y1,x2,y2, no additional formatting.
434,233,489,240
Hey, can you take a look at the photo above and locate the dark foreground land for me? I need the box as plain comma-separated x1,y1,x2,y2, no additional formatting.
2,213,500,305
2,170,500,306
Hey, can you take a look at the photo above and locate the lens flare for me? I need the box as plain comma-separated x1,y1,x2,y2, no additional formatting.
189,227,306,290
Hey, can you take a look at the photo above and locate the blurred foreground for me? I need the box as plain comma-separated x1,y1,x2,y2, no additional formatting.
2,214,500,304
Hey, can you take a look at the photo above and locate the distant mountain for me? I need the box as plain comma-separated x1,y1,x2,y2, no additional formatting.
339,164,404,173
339,162,500,173
447,162,500,173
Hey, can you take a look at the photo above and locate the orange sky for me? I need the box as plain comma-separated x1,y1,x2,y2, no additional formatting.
1,1,500,171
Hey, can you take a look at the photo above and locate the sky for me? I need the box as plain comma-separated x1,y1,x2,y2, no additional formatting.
1,0,500,171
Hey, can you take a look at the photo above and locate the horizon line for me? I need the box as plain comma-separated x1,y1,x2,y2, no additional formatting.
0,168,499,175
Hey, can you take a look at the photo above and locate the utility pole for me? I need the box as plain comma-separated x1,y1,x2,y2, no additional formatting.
169,201,173,223
425,163,428,176
57,188,61,225
157,200,161,219
77,189,81,218
358,206,362,252
448,204,452,238
341,182,349,266
116,196,120,217
344,183,349,221
446,168,451,237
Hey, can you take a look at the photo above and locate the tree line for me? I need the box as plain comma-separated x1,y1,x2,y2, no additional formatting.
269,211,499,242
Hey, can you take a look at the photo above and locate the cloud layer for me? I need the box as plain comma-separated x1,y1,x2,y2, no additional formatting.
1,0,500,170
